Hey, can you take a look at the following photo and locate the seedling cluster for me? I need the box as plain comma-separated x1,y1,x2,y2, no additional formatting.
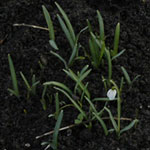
8,2,140,150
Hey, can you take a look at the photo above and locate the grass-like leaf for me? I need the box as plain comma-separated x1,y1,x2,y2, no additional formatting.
112,49,126,61
55,92,60,120
51,110,63,150
50,50,68,69
105,49,112,87
55,2,75,42
104,107,118,132
63,69,90,98
54,87,87,119
8,54,19,98
74,69,91,95
49,40,59,50
68,43,78,66
57,14,74,49
86,19,93,32
93,112,108,136
121,66,131,85
20,72,31,91
112,23,120,56
42,5,55,40
43,81,72,95
93,97,117,102
120,119,139,134
85,96,108,135
97,10,105,41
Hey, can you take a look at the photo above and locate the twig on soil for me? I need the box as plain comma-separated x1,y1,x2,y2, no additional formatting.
36,117,132,139
0,34,8,45
13,23,49,31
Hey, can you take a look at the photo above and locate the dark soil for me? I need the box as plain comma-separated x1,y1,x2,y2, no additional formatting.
0,0,150,149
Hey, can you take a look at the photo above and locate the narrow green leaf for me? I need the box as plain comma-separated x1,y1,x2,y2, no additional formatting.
80,82,89,103
86,19,93,32
43,81,72,95
49,40,59,50
121,66,131,85
93,97,117,102
54,87,87,119
105,49,112,85
132,75,141,85
80,65,89,76
112,49,126,61
51,110,64,150
112,23,120,56
93,112,108,135
97,10,105,41
57,14,74,49
42,85,47,99
85,96,108,135
7,88,18,97
20,72,31,91
104,107,118,132
64,69,90,98
55,92,60,120
76,26,88,43
120,119,139,134
99,41,105,64
55,2,76,42
42,5,55,40
50,50,68,69
8,54,19,97
74,69,91,94
68,43,78,66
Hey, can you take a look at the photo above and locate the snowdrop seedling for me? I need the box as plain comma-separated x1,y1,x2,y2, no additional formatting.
107,89,117,100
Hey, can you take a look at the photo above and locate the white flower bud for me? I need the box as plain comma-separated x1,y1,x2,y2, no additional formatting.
107,89,117,100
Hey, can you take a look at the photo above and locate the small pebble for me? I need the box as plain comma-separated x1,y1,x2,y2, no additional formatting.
25,143,31,147
140,105,143,109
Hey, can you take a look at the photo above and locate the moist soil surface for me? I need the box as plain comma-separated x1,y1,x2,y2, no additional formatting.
0,0,150,150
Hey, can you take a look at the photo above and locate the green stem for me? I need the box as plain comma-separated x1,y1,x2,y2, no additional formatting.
110,80,121,137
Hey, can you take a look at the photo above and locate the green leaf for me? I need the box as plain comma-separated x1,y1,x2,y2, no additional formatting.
93,112,108,135
50,50,68,69
55,92,60,120
43,81,72,95
121,66,131,85
80,65,89,76
132,75,141,85
7,88,18,97
74,69,91,95
75,113,84,124
76,26,88,43
55,2,76,42
112,49,126,61
63,69,90,98
105,49,112,85
104,107,118,132
120,119,139,134
86,19,93,32
42,5,55,40
57,14,74,49
93,97,117,102
8,54,19,97
97,10,105,41
51,110,64,150
85,96,108,135
54,87,87,119
49,40,59,50
99,41,105,64
112,23,120,56
20,72,31,91
68,43,78,66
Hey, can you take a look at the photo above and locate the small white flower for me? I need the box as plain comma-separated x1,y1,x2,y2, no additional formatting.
107,89,117,100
